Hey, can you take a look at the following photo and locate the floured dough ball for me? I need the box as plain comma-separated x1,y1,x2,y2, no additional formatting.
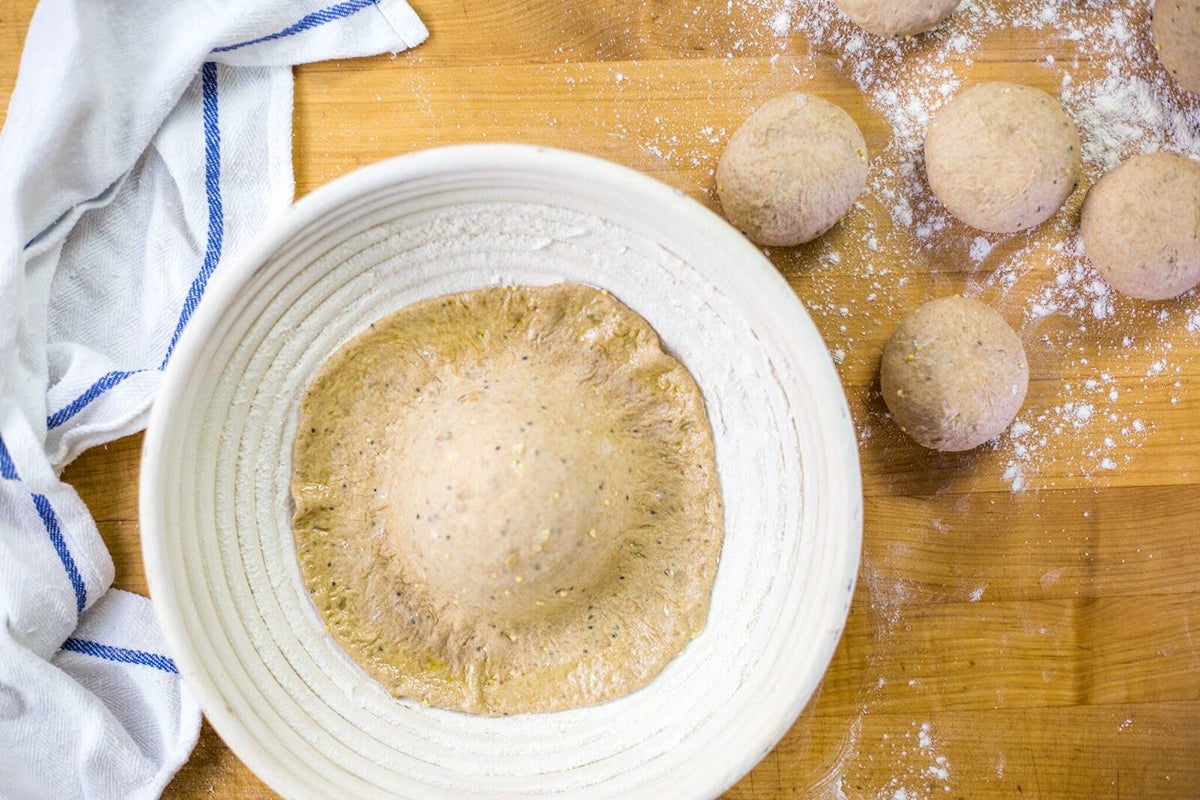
924,82,1081,233
881,296,1029,452
717,92,868,246
834,0,960,37
1153,0,1200,95
1081,152,1200,301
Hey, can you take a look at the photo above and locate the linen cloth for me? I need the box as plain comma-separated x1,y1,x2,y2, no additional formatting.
0,2,426,796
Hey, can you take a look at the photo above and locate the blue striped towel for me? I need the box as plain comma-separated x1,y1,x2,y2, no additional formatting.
0,2,426,797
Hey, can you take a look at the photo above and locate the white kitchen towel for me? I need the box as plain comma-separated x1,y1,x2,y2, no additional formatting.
0,1,427,797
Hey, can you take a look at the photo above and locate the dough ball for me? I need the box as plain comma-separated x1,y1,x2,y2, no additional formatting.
881,296,1029,452
1153,0,1200,95
924,82,1081,233
717,92,868,246
1081,151,1200,301
834,0,960,37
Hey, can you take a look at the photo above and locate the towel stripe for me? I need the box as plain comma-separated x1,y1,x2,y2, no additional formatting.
160,61,224,369
0,436,17,480
1,438,86,610
32,494,87,613
46,60,226,424
212,0,377,53
46,0,377,426
61,637,178,674
46,369,148,430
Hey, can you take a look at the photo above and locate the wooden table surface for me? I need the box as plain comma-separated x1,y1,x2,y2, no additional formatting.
5,0,1200,797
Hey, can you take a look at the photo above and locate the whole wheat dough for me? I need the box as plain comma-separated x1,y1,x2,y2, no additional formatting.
1081,151,1200,301
924,82,1081,234
291,283,723,715
834,0,960,37
881,295,1029,452
717,92,868,247
1153,0,1200,95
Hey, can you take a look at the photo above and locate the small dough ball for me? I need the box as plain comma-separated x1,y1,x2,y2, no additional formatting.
1153,0,1200,95
717,92,868,246
881,296,1029,452
924,82,1081,233
834,0,960,37
1081,152,1200,301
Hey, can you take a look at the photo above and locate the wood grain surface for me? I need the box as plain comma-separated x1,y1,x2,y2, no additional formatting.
5,0,1200,797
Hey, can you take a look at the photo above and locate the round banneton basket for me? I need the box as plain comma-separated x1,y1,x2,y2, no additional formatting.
141,144,862,799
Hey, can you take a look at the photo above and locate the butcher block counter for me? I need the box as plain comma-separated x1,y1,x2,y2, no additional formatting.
3,0,1199,797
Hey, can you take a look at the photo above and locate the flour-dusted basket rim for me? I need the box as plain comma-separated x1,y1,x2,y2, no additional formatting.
140,144,863,799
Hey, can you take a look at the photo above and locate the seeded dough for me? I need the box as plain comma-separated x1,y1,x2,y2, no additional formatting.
717,92,868,246
291,284,723,715
834,0,960,37
924,82,1081,234
1153,0,1200,95
1081,152,1200,301
881,296,1029,452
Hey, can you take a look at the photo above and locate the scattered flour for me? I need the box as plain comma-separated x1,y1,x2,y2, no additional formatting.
874,721,954,800
917,723,933,749
770,2,797,36
1039,568,1062,589
779,0,1200,493
969,235,994,264
810,715,954,799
